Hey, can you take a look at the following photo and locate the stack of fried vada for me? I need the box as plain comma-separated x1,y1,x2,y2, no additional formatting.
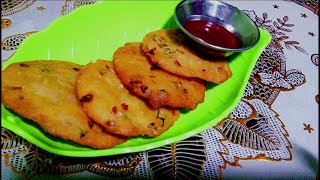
1,29,232,149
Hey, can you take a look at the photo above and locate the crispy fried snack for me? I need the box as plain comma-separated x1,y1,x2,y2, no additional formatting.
1,60,127,149
113,42,205,110
142,29,233,84
76,60,180,137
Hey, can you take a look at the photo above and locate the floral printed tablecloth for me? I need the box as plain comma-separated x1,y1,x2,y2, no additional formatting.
1,0,318,179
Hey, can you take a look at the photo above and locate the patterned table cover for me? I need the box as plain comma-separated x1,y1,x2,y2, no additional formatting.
1,0,318,179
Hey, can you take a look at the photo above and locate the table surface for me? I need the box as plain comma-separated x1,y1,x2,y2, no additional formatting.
1,0,318,179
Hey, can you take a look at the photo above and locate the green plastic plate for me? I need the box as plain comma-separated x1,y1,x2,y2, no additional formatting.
1,1,271,157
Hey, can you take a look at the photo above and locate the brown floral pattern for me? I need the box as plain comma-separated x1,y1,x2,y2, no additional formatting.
1,18,12,29
1,0,36,16
61,0,96,15
292,0,319,15
1,31,37,50
245,11,308,55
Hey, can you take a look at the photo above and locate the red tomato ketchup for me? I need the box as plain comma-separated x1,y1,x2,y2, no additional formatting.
183,19,241,49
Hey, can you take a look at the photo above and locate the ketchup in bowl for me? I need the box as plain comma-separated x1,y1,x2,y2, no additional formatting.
183,19,241,49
